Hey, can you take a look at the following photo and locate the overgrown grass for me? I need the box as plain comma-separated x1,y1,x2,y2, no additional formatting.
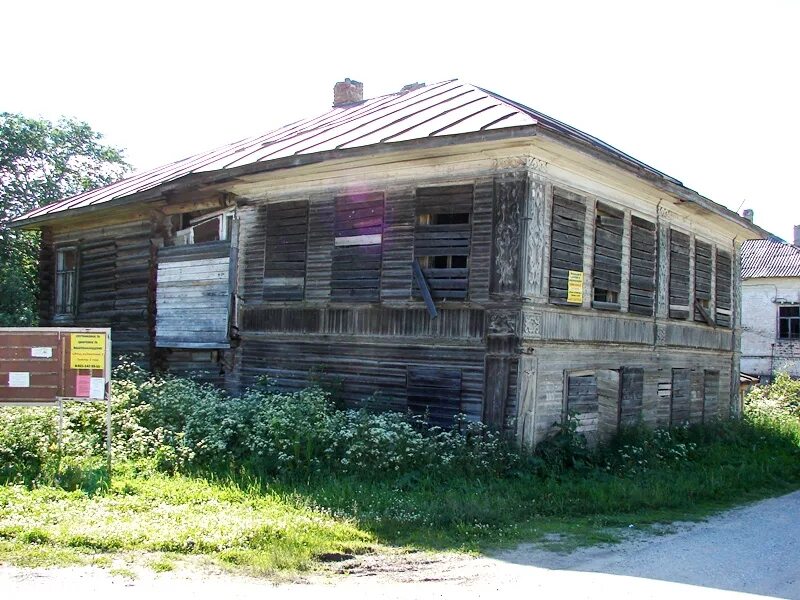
0,369,798,574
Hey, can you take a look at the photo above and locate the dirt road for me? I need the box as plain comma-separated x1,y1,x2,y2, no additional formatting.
3,490,798,599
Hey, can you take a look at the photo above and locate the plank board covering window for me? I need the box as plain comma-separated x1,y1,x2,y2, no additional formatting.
407,366,462,427
592,203,623,309
669,230,690,319
332,193,384,302
778,305,800,340
549,192,586,303
156,241,231,348
703,370,720,421
670,368,691,425
715,250,732,327
263,200,308,300
54,248,78,317
619,367,644,426
694,240,713,324
413,185,473,300
628,216,656,315
566,372,598,431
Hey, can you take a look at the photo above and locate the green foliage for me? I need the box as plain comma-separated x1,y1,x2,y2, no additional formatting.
0,112,130,325
745,371,800,420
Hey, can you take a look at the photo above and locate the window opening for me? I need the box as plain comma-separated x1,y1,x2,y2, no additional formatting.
55,248,78,316
779,305,800,340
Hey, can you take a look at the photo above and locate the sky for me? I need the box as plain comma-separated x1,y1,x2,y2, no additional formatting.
3,0,798,241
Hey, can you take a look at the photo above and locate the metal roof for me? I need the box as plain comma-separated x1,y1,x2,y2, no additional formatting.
741,238,800,279
14,79,688,226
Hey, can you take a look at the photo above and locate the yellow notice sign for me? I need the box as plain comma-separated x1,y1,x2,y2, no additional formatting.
567,270,584,304
70,333,106,370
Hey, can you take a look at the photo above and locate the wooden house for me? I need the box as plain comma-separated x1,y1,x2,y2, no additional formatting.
13,79,765,445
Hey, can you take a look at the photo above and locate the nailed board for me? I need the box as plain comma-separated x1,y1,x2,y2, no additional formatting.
263,200,309,300
0,327,111,404
628,216,656,316
331,193,384,302
549,192,586,302
156,242,231,348
669,229,690,319
715,249,732,328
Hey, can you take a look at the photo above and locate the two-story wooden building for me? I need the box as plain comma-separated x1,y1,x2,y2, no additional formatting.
13,79,765,445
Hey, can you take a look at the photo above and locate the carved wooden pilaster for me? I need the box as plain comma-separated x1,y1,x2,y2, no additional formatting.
491,175,525,297
522,175,547,302
656,207,670,320
582,197,597,308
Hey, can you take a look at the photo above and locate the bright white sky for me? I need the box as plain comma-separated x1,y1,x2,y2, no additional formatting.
3,0,798,240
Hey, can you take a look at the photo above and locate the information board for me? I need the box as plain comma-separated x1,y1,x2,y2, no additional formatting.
0,327,111,404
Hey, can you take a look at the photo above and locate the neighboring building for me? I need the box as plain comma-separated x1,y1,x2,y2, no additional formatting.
12,79,765,446
740,225,800,380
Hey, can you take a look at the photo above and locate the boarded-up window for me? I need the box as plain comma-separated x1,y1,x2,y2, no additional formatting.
332,193,384,302
592,203,623,308
566,372,598,431
549,192,586,303
694,240,713,324
156,241,231,348
407,367,462,427
413,185,473,300
670,368,690,425
703,370,720,422
263,200,308,300
619,367,644,426
669,230,690,319
629,216,656,316
715,250,732,327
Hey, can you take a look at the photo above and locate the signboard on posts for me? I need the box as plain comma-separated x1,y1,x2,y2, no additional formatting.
0,327,111,404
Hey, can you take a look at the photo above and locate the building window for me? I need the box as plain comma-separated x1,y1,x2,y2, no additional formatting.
331,192,384,302
715,249,732,327
669,229,690,319
413,185,473,300
549,191,586,304
628,216,656,316
778,305,800,340
175,209,234,245
263,200,308,300
592,203,623,309
55,248,78,316
694,240,713,325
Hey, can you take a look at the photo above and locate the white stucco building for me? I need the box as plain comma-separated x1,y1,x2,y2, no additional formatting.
740,225,800,380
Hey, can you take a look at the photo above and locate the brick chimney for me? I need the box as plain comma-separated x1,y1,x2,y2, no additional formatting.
794,224,800,247
742,208,754,223
333,78,363,107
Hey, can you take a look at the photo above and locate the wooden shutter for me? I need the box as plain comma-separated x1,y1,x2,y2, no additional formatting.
331,193,384,302
628,216,656,316
407,367,462,427
669,230,690,319
592,203,623,307
549,192,585,303
263,200,308,300
566,373,598,431
694,240,713,323
703,370,720,422
670,368,691,425
413,185,473,300
620,367,644,426
715,250,732,327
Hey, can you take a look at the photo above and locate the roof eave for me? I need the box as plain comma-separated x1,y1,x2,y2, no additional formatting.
12,125,541,229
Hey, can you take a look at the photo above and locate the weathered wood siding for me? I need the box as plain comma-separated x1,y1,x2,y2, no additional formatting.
548,191,586,303
155,241,231,348
40,219,154,363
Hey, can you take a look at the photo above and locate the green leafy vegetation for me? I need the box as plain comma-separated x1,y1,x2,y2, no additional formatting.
0,367,798,574
0,112,129,325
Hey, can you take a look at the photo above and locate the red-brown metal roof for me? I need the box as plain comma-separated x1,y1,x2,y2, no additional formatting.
14,79,682,225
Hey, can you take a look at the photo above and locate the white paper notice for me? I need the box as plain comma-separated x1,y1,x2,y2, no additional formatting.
31,346,53,358
89,377,105,400
9,372,30,387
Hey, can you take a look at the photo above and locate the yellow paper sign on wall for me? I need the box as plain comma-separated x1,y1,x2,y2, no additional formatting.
70,333,106,370
567,270,584,304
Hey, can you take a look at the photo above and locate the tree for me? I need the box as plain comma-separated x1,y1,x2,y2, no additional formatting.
0,113,130,325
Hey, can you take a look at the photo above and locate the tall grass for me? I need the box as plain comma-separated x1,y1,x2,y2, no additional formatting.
0,367,798,570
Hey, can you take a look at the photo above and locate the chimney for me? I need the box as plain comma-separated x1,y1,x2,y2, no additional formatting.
333,78,363,107
794,224,800,247
742,208,754,223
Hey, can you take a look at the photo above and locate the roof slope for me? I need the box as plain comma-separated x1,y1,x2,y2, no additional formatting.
741,239,800,278
15,79,680,225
